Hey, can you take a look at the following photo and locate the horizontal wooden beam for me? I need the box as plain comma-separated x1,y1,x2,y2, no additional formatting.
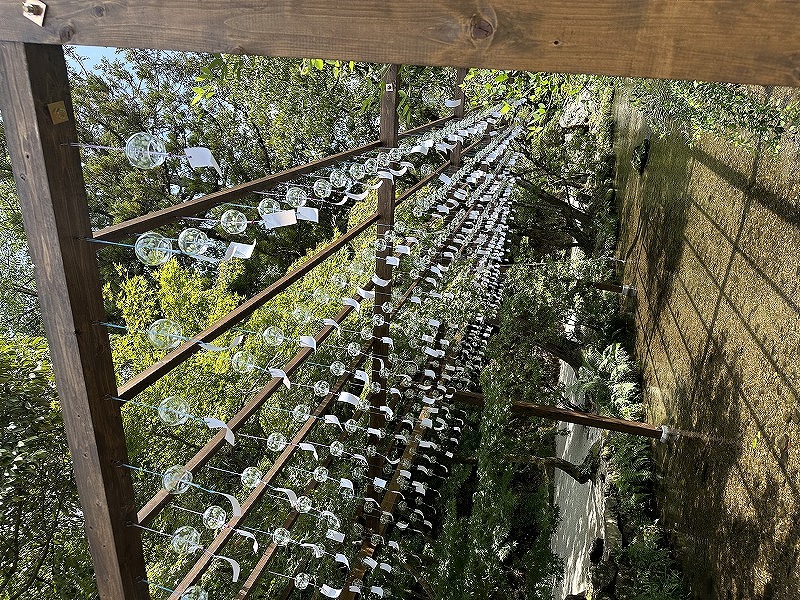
93,114,456,243
453,391,663,438
116,212,378,400
169,347,373,597
0,42,148,600
94,140,381,242
2,2,800,85
138,283,373,526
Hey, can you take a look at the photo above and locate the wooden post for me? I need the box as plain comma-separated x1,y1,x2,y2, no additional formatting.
369,64,399,515
449,67,468,168
0,42,148,599
453,391,664,438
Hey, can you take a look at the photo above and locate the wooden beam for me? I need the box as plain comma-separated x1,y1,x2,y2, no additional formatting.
2,2,800,85
117,212,378,400
0,42,148,599
93,114,453,243
93,140,381,242
449,67,468,168
138,283,374,526
453,391,663,438
170,348,373,597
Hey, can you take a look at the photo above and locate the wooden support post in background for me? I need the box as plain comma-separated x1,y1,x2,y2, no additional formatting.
369,64,399,516
0,42,148,600
453,391,664,438
449,67,468,168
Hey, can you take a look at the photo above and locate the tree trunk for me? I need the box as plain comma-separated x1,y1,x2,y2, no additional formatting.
533,338,583,370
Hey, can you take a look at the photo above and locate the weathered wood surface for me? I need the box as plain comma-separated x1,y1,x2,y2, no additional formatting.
0,42,148,599
2,2,800,85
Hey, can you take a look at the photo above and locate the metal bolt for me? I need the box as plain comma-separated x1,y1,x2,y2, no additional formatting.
23,2,43,15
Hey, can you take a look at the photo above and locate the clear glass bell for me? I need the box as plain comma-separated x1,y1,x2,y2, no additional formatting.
125,132,166,169
170,525,201,554
262,326,285,347
177,228,210,256
163,465,193,494
220,209,248,234
135,232,173,266
230,350,256,373
313,178,333,198
240,466,263,489
202,505,227,529
266,432,287,452
158,396,190,426
146,318,183,350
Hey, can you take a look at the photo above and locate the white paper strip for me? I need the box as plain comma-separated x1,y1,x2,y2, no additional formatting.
357,287,375,300
184,147,223,177
214,554,241,582
262,210,297,230
338,391,360,405
363,557,378,569
345,189,370,200
378,170,394,180
322,318,340,330
299,442,319,460
324,414,343,429
327,529,346,543
342,297,361,312
223,240,256,261
320,585,342,598
395,245,410,255
335,553,350,569
438,173,452,185
388,540,400,551
429,319,441,328
299,335,317,350
203,417,235,446
444,98,463,108
421,418,433,429
410,296,421,304
381,336,394,349
268,368,291,389
221,492,242,518
273,487,298,508
385,255,400,266
353,369,369,383
379,562,392,573
373,477,388,489
197,334,245,352
372,274,391,287
234,528,258,553
296,206,319,222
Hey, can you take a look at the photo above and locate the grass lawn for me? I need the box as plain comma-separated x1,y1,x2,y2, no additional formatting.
613,84,800,599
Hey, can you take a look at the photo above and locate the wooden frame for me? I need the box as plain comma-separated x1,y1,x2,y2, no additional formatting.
2,1,800,85
2,2,796,597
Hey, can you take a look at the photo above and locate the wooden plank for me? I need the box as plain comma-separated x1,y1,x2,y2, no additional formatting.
2,2,800,85
370,64,399,522
117,212,378,400
94,114,453,243
138,283,374,526
0,42,148,599
169,348,373,597
94,140,381,242
453,391,663,438
449,67,468,167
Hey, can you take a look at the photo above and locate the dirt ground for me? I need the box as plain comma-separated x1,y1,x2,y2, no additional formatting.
613,85,800,599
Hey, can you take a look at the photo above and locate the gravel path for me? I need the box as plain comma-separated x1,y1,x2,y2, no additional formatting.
550,361,605,600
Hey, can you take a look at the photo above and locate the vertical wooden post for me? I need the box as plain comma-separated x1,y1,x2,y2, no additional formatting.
0,43,148,599
449,67,468,168
370,64,400,520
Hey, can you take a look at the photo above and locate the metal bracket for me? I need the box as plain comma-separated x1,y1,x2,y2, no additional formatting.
22,0,46,26
47,101,69,125
385,83,394,93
